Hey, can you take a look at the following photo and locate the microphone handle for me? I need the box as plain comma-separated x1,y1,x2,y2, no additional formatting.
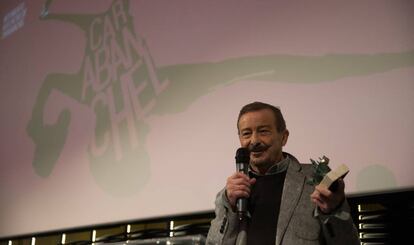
236,162,249,220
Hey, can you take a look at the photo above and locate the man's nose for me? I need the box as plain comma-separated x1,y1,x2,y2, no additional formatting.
250,132,260,146
250,142,261,151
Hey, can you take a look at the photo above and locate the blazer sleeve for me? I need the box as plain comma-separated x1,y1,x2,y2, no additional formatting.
206,189,241,245
316,200,360,245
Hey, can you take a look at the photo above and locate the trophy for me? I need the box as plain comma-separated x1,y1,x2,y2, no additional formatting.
307,156,349,192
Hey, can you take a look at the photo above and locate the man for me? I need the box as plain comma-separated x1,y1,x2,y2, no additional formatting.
206,102,359,245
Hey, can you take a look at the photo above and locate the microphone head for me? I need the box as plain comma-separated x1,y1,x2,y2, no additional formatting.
235,147,250,163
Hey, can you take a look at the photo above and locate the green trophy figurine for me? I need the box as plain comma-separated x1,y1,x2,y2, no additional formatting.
307,156,349,192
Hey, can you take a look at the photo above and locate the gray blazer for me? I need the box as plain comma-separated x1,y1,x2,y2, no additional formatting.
206,156,360,245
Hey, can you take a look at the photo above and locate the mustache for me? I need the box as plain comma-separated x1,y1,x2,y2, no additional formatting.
248,142,268,152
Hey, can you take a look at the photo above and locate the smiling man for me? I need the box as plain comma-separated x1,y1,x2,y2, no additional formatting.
206,102,359,245
237,103,288,175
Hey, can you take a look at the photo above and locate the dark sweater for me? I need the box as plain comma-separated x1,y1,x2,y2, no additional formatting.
247,170,287,245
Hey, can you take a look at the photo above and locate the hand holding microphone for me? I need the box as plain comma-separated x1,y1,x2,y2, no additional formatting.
225,148,256,220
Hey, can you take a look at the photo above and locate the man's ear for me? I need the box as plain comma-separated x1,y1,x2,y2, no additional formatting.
281,130,289,146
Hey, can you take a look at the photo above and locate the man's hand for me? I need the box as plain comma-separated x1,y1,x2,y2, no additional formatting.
225,172,256,209
310,178,345,214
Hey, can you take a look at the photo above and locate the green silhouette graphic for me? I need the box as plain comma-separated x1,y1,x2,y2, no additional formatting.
27,0,414,196
356,164,397,192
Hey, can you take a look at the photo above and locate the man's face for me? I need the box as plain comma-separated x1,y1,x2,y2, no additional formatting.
238,109,289,173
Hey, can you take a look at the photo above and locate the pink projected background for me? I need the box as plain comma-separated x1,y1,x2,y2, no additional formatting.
0,0,413,238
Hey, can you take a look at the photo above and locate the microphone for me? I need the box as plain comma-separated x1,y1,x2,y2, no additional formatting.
235,147,250,221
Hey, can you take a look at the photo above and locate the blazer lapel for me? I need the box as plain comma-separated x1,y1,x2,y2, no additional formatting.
275,159,305,245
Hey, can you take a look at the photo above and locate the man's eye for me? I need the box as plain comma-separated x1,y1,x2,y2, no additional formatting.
242,132,251,137
260,130,270,134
